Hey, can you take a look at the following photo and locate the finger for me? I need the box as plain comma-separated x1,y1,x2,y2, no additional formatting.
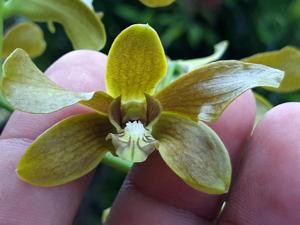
219,103,300,225
0,50,107,225
106,91,256,225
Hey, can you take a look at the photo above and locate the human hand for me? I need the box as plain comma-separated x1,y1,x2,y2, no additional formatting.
0,51,299,225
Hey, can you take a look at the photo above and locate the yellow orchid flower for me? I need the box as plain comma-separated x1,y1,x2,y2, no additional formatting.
139,0,175,8
1,24,284,194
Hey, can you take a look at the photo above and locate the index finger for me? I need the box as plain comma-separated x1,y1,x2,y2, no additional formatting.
0,50,106,225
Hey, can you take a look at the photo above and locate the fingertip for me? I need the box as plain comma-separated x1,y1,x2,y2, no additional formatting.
255,102,300,134
210,90,256,167
46,50,107,91
220,102,300,225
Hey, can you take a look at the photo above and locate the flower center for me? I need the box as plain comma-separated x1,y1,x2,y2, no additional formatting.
107,121,157,163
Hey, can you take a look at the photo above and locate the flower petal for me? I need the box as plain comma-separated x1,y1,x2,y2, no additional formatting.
80,91,113,115
17,113,114,187
139,0,175,7
175,41,229,72
243,46,300,92
152,112,231,194
106,24,167,102
5,0,106,50
3,22,46,58
254,93,272,126
81,0,93,9
155,60,284,122
145,94,162,125
1,48,94,113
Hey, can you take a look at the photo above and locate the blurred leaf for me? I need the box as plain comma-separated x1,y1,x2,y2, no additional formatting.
256,12,287,45
5,0,106,50
174,41,228,72
114,4,143,22
254,93,272,126
289,0,300,20
161,22,185,47
3,22,46,58
244,46,300,92
187,24,203,48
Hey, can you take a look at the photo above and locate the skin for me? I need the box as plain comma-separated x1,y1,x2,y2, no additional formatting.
0,51,299,225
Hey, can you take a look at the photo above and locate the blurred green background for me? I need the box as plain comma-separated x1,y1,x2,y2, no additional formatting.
3,0,300,224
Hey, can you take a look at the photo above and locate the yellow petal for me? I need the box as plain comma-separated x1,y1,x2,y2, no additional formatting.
254,93,272,126
155,60,284,122
152,112,231,194
80,91,113,115
106,24,167,102
175,41,229,72
139,0,175,7
3,22,46,58
2,49,93,113
17,113,114,187
243,46,300,92
5,0,106,50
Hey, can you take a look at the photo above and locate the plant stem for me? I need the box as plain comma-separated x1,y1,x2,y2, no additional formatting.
0,0,4,60
0,0,13,112
102,152,133,173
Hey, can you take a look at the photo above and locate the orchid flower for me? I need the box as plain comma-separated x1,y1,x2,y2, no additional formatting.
139,0,175,8
3,0,106,51
1,24,284,194
243,46,300,92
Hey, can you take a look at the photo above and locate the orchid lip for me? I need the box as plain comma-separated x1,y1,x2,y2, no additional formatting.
107,120,157,163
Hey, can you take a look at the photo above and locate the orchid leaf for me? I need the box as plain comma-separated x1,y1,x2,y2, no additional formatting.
17,113,113,187
106,24,167,102
2,49,94,113
80,91,113,115
243,46,300,92
175,41,229,72
139,0,176,7
152,112,231,194
5,0,106,50
254,93,272,126
3,22,46,58
155,60,284,122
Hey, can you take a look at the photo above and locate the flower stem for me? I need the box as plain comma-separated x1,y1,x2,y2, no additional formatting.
0,1,13,112
102,152,133,173
0,0,4,60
